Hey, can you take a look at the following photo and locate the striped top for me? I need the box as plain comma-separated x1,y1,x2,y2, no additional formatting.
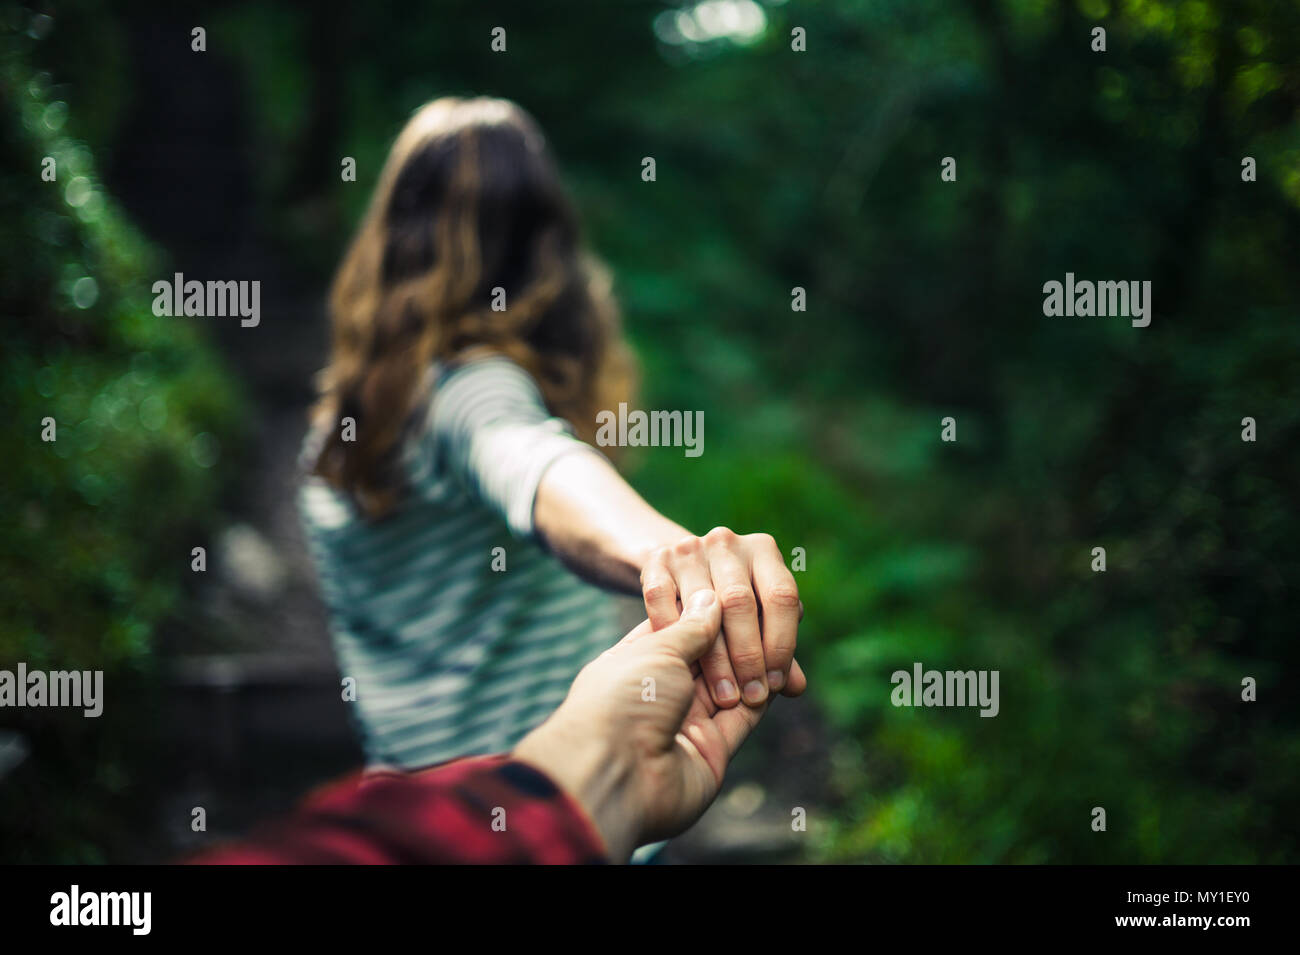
298,357,621,769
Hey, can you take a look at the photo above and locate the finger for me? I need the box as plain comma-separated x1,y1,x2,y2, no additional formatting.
686,678,716,723
710,696,767,762
655,589,722,665
670,541,740,708
749,539,800,692
691,670,717,716
640,552,680,631
667,537,713,608
708,547,768,706
696,632,742,708
779,657,808,697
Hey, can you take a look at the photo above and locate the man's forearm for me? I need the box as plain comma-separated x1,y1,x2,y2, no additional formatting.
533,449,689,593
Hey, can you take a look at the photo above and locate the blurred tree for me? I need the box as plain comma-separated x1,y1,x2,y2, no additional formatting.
0,9,243,861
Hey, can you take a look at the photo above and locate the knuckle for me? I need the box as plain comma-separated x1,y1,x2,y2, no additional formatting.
764,583,801,610
641,581,673,605
728,647,766,671
718,584,758,614
671,535,702,558
699,641,730,666
747,531,777,550
705,525,737,545
682,614,714,637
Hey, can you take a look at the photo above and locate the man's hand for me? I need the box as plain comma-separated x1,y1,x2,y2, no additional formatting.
640,527,802,710
513,590,807,862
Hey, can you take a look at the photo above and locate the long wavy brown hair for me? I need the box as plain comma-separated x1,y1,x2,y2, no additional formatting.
311,97,635,518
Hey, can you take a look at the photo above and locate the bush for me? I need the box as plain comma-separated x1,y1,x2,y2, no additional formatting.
0,36,243,861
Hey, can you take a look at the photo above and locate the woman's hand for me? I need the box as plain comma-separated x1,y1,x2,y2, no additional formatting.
531,453,805,706
639,527,803,709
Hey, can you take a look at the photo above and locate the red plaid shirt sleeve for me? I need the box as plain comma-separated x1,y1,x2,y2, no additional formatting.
189,755,608,865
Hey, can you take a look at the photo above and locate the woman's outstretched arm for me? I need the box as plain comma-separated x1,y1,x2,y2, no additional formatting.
430,356,802,711
533,449,688,593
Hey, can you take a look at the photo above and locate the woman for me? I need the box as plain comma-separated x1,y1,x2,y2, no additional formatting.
300,97,802,771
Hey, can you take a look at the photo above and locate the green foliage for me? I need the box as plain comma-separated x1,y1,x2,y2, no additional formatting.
576,0,1300,862
650,0,1300,863
0,29,243,860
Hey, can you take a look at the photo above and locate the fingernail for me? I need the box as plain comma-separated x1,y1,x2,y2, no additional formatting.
767,669,785,692
743,680,767,704
715,679,738,702
688,590,716,610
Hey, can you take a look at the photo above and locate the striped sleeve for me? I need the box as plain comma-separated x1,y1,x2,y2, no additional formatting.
423,357,598,538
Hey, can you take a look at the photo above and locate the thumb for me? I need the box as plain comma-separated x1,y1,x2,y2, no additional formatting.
656,589,721,665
